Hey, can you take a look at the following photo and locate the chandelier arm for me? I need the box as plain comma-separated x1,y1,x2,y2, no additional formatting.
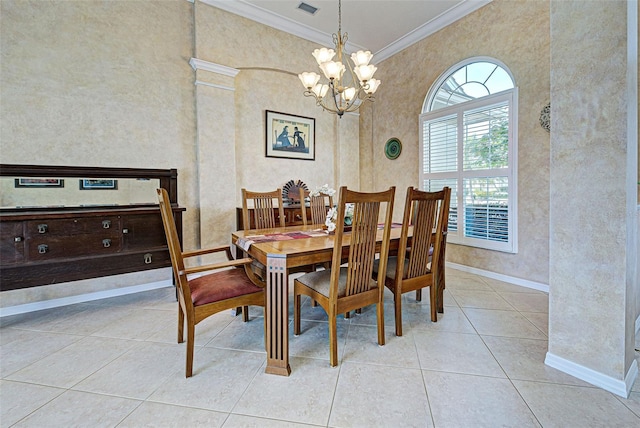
329,80,344,113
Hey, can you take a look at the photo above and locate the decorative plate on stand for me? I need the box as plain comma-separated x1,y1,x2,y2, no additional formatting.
282,179,309,204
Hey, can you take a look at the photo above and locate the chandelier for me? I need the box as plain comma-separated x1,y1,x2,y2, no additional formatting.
298,0,381,118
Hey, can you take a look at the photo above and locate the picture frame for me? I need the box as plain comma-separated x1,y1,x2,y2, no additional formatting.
15,178,64,188
266,110,315,160
79,179,118,190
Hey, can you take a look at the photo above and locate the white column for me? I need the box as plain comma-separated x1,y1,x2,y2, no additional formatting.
546,0,638,398
190,58,240,248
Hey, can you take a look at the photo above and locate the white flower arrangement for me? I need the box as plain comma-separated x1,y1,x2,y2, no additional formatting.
325,206,338,232
309,184,336,198
325,203,354,232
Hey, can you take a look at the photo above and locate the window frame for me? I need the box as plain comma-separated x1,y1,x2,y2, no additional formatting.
419,58,518,253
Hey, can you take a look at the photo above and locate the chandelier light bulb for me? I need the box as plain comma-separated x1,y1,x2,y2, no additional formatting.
312,48,336,65
319,61,345,80
312,83,329,98
298,72,321,89
364,78,381,94
342,87,357,102
351,50,373,67
354,64,377,82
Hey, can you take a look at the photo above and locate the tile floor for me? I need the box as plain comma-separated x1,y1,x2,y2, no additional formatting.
1,267,639,427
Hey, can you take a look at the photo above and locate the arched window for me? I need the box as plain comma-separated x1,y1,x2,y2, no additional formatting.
420,58,518,253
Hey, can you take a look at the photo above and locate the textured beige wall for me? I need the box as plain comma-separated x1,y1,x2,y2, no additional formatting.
361,0,551,284
0,0,196,304
0,0,360,306
549,0,633,384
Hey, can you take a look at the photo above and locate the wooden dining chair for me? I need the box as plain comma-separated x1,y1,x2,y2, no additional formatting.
299,188,334,226
241,188,312,283
374,186,451,336
241,188,285,231
293,186,395,366
157,188,265,377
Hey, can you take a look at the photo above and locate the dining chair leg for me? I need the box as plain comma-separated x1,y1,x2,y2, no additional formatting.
416,289,422,302
329,314,338,366
376,302,385,346
177,306,185,343
186,323,195,378
430,283,438,322
394,293,403,336
293,293,301,335
437,270,445,314
311,299,318,307
242,306,249,322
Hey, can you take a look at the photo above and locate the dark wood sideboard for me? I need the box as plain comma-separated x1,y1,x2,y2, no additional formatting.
0,165,184,292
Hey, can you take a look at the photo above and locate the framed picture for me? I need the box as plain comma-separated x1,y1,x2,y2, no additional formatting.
266,110,315,160
15,178,64,188
79,179,118,190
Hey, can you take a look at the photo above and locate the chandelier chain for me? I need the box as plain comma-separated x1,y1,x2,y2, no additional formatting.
338,0,341,34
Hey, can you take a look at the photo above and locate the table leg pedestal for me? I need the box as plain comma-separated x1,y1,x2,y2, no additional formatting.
264,253,291,376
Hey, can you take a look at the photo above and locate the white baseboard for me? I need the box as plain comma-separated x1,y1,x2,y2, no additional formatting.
545,352,638,398
446,261,549,293
0,280,173,318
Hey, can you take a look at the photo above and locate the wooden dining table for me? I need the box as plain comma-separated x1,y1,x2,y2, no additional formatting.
231,224,445,376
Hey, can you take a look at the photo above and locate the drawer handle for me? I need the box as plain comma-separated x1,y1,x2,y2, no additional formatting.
38,244,48,254
144,253,152,264
14,236,22,242
102,239,111,248
37,224,48,234
102,220,111,229
122,228,129,234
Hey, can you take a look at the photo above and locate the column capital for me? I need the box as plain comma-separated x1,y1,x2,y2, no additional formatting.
189,58,239,77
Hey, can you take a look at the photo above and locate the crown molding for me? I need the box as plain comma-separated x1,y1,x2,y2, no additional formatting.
201,0,372,53
201,0,492,62
375,0,492,61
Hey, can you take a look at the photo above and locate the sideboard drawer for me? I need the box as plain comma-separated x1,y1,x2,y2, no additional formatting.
25,216,121,237
26,233,122,260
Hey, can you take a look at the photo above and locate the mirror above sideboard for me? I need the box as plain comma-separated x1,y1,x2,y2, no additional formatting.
0,164,171,210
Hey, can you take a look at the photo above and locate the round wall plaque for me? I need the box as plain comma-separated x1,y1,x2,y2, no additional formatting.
539,102,550,132
384,138,402,160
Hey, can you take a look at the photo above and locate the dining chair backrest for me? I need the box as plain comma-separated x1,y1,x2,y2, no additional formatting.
388,185,450,329
397,186,451,284
241,188,286,230
157,187,190,303
299,188,334,226
331,186,395,300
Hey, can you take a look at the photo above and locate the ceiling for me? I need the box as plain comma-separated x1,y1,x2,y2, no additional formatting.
202,0,491,61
